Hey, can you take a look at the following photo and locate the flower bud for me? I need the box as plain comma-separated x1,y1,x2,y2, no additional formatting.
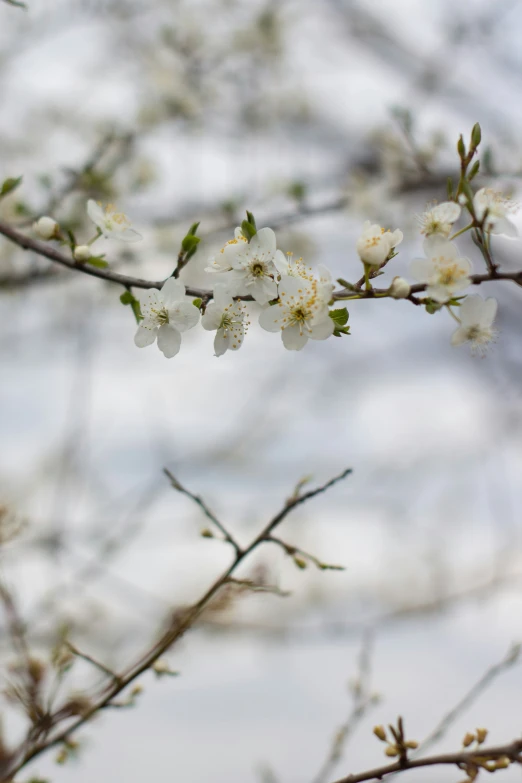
495,757,510,769
74,245,92,262
33,216,59,240
462,732,475,747
389,276,411,299
405,741,418,749
476,728,488,744
385,745,399,757
373,725,387,742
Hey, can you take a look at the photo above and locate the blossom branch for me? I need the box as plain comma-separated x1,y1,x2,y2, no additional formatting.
332,738,522,783
1,218,522,306
5,467,352,779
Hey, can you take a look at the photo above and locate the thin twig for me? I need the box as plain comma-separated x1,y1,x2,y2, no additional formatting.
6,467,352,779
331,738,522,783
164,469,242,554
413,643,521,756
312,631,377,783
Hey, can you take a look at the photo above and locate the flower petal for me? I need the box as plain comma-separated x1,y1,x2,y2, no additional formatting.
434,201,461,223
161,277,186,305
250,227,276,256
282,325,308,350
134,324,157,348
259,305,283,332
201,302,222,331
157,325,182,358
214,329,229,357
451,326,469,346
169,301,200,332
87,199,104,228
309,315,335,340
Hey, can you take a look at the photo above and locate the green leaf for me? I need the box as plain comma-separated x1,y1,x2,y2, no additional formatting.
245,210,257,230
241,219,256,240
2,0,27,8
333,325,350,337
120,290,142,322
0,176,22,198
288,181,307,201
192,298,203,309
87,256,109,269
187,221,200,236
181,234,200,253
329,308,349,326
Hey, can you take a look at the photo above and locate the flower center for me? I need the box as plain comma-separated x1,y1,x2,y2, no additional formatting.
251,261,266,277
105,205,129,228
151,306,169,325
435,261,466,286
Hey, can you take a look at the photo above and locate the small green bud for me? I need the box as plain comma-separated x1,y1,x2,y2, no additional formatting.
471,122,481,150
293,556,307,570
0,176,23,198
201,528,214,538
181,234,200,253
468,160,480,181
457,134,466,159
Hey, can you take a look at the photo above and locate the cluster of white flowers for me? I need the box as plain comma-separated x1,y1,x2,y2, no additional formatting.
31,185,518,359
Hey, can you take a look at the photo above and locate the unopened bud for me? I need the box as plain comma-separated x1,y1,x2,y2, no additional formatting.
495,757,510,769
405,741,418,749
66,694,92,716
153,659,170,675
293,556,307,570
458,193,468,206
476,728,488,744
200,528,214,538
73,245,92,262
385,745,399,757
462,732,476,747
389,276,411,299
373,725,387,742
28,657,46,685
33,216,60,240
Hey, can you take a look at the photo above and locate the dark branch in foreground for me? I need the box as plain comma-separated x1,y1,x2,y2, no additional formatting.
1,219,522,305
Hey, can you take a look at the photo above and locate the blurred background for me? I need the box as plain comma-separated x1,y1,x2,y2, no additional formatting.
1,0,522,781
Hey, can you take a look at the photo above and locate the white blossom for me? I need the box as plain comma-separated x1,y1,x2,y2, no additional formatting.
356,221,403,268
73,245,92,262
259,275,334,351
218,227,281,305
34,216,59,240
201,286,248,356
416,201,461,238
205,227,248,273
451,295,498,353
411,237,472,303
134,278,200,358
473,188,518,236
388,276,411,299
87,200,142,242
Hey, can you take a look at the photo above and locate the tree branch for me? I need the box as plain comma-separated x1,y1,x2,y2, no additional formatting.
1,218,521,307
332,738,522,783
5,467,352,779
